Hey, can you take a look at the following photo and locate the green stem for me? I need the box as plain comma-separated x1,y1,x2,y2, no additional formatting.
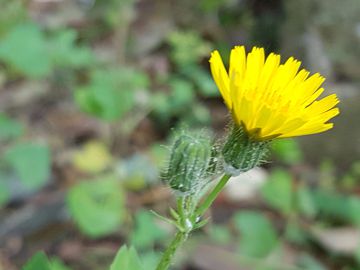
155,174,231,270
155,231,188,270
195,174,231,217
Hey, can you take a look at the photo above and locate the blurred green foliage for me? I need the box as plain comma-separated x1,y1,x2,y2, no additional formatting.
22,252,52,270
234,211,278,259
67,176,125,238
208,224,232,245
0,24,93,78
130,210,168,250
271,139,303,165
167,31,212,68
261,169,293,216
5,143,51,190
0,114,51,205
0,23,51,77
75,68,148,121
23,252,72,270
110,245,144,270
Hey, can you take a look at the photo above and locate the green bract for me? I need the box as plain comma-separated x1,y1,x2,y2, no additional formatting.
222,125,269,176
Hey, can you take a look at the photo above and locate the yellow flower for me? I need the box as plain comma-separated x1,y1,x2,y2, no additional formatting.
210,46,340,140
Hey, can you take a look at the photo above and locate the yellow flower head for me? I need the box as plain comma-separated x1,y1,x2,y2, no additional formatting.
210,46,340,140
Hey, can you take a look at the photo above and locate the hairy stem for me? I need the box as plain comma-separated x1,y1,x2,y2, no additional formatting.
195,174,231,217
155,231,188,270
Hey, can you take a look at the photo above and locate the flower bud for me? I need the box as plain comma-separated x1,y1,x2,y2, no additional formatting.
164,131,213,194
222,124,268,176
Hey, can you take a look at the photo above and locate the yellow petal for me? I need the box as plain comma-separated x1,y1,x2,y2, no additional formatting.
210,50,231,108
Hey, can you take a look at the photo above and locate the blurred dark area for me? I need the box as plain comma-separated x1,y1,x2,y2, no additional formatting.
0,0,359,269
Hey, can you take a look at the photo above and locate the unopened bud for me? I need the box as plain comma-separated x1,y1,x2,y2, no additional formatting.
164,130,213,194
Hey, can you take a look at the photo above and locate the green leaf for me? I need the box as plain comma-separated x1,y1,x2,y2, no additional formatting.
130,209,168,249
110,245,144,270
234,211,278,258
22,252,51,270
22,253,71,270
140,251,161,270
271,139,303,165
260,169,293,215
48,29,94,69
67,175,125,238
312,189,348,221
50,257,72,270
169,78,195,110
0,113,23,141
75,68,148,121
5,143,50,189
296,185,317,218
0,23,51,78
167,31,212,67
181,65,219,97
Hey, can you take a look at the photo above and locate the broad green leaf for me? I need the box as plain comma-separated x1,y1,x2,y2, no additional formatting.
110,245,143,270
22,252,51,270
0,23,51,78
5,143,50,189
67,176,125,238
261,169,293,215
0,113,23,141
130,209,168,249
271,139,303,165
234,211,278,258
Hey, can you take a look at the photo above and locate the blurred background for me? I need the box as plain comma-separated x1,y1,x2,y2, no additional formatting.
0,0,359,269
